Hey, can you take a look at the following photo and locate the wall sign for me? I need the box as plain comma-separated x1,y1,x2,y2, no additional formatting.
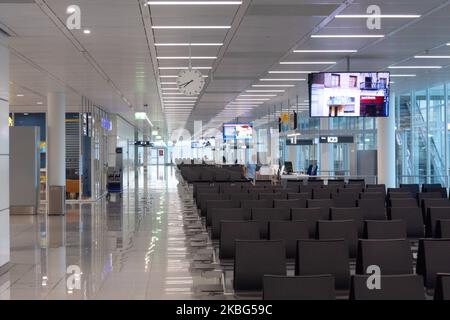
134,141,153,147
319,136,354,144
101,118,112,131
286,139,313,146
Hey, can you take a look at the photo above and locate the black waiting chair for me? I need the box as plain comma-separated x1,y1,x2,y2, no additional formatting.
363,220,407,239
234,240,286,292
330,207,364,237
417,239,450,290
296,239,350,290
219,221,260,260
388,207,425,238
421,198,450,220
399,184,420,197
356,239,413,275
258,193,286,201
240,199,273,219
359,192,385,200
291,208,322,238
205,199,238,223
251,208,290,239
211,208,246,240
312,188,332,200
274,199,306,209
425,207,450,237
434,273,450,300
350,274,425,300
287,192,310,202
436,219,450,238
332,193,358,208
316,220,358,258
199,193,229,216
307,199,335,219
357,199,386,220
390,198,418,208
269,220,309,259
263,275,335,300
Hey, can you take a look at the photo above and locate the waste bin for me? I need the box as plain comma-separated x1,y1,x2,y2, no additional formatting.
49,185,65,216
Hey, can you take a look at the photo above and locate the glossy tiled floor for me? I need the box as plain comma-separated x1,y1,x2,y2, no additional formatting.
0,166,225,300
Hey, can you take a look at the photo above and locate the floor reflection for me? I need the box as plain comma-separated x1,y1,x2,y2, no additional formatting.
0,165,220,300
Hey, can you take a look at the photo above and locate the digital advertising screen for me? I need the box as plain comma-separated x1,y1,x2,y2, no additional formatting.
223,123,253,141
309,72,390,117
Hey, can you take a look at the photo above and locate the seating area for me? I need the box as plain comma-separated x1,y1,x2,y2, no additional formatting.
182,165,450,300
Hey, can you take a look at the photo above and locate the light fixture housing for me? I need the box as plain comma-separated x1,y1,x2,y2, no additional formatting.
311,34,384,38
293,49,357,53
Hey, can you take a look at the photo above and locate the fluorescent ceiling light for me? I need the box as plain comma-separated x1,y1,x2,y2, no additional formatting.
246,90,285,93
161,82,177,84
335,14,420,18
268,71,317,74
252,84,295,87
160,75,208,78
164,104,195,106
236,98,270,101
390,74,416,77
414,55,450,59
83,29,91,34
311,34,384,38
239,94,277,97
388,66,442,69
147,1,242,5
37,102,43,105
159,67,212,70
293,49,357,53
280,61,336,65
16,94,24,97
152,26,231,29
162,92,191,95
164,101,197,103
260,78,305,81
157,56,217,60
161,88,179,91
134,112,153,127
155,43,223,46
163,97,198,100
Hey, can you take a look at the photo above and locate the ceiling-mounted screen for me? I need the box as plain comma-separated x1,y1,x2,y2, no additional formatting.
223,123,253,141
309,72,390,117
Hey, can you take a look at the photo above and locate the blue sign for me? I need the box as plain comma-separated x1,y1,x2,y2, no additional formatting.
101,118,112,131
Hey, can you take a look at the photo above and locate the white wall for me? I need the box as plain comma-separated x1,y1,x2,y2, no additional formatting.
0,34,10,268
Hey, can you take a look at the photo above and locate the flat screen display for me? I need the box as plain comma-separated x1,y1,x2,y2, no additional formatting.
223,123,253,141
309,72,390,117
191,138,215,148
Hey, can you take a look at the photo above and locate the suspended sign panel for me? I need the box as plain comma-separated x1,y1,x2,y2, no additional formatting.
319,136,354,144
286,139,313,146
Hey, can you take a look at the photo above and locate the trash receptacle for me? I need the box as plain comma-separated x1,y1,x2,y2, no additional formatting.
49,185,65,216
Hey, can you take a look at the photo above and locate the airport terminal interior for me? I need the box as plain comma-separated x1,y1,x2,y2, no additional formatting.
2,0,450,301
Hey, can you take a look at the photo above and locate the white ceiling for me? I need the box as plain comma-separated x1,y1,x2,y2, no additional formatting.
2,0,450,137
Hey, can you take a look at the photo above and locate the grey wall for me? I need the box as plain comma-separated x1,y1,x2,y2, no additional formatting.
10,126,40,211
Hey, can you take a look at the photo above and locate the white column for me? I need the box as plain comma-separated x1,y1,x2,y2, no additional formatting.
47,92,66,214
377,93,396,187
107,115,118,168
0,33,10,268
320,118,334,175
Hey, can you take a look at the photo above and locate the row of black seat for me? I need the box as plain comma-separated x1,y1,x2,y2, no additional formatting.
232,238,450,296
263,273,450,300
185,176,450,299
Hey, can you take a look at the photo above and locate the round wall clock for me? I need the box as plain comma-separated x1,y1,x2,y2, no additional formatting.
176,69,205,96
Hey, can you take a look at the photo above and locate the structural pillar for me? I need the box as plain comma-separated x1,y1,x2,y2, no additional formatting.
0,33,10,269
320,118,334,176
377,93,396,187
47,92,66,215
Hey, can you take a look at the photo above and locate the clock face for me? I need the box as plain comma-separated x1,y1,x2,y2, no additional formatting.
176,69,205,96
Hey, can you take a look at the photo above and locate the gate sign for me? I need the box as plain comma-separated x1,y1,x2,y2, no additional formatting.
134,141,153,147
319,136,354,144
